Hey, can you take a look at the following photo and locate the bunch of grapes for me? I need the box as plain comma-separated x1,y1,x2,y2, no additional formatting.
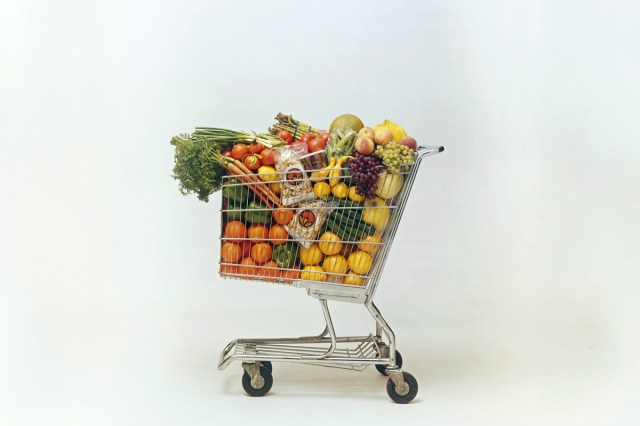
347,152,383,199
375,142,415,174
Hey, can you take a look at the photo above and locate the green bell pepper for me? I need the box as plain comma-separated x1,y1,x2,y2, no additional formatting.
222,178,251,204
245,201,272,224
272,243,297,269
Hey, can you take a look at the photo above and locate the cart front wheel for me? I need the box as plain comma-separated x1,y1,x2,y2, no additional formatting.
242,366,273,397
386,372,418,404
375,350,403,375
260,361,272,373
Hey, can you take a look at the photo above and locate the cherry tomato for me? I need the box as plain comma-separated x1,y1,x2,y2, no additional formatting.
302,133,316,143
231,144,249,160
319,132,330,143
243,154,261,171
276,130,292,144
222,149,233,158
249,142,264,155
307,137,326,153
261,148,275,166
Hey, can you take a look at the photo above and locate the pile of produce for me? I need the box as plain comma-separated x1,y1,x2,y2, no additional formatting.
170,113,421,286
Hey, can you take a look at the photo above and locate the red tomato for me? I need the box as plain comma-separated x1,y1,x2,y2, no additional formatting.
307,137,326,153
243,154,261,171
261,148,275,166
249,142,264,155
232,144,249,160
319,132,330,143
222,149,233,158
302,133,316,143
276,130,292,144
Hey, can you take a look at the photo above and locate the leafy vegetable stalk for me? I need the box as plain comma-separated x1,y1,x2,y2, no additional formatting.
170,134,224,202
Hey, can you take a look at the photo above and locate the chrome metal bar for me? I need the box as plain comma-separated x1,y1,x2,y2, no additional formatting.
365,301,397,368
301,299,337,359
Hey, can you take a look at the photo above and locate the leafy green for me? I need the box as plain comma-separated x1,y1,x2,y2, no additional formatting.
170,134,224,202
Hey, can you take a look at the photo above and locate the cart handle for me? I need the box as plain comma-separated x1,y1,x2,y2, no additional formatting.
416,145,445,160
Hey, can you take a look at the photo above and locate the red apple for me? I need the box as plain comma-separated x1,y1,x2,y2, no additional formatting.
398,136,418,150
355,137,375,155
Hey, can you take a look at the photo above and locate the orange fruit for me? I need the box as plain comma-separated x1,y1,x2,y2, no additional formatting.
224,221,247,240
238,257,258,277
220,263,239,276
259,261,280,282
247,224,269,242
273,208,294,225
281,265,301,284
240,240,252,257
221,242,242,263
250,242,273,264
269,224,289,246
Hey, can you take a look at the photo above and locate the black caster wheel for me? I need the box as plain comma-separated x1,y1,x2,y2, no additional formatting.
375,350,403,376
260,361,273,373
241,365,273,397
386,372,418,404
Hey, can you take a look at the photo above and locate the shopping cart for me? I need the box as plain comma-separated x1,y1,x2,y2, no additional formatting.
217,145,444,403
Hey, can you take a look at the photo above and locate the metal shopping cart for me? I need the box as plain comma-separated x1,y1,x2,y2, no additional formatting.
217,145,444,403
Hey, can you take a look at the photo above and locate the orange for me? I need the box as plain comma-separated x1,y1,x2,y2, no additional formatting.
269,225,289,246
273,208,294,225
342,270,366,286
259,261,280,282
238,257,258,277
224,221,247,240
358,233,382,254
247,224,269,242
281,265,301,284
220,263,239,276
221,242,242,263
250,242,273,264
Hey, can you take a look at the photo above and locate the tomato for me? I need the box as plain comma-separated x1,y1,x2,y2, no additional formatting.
319,132,330,143
273,209,294,225
307,137,326,153
243,154,261,171
231,144,249,160
261,148,275,166
222,149,233,158
277,130,293,144
249,142,264,155
302,133,316,143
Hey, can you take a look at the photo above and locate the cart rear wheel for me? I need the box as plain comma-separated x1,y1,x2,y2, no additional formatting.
386,372,418,404
375,350,403,375
241,366,273,397
260,361,273,373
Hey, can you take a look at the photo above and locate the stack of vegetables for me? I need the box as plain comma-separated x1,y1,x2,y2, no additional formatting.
170,113,421,286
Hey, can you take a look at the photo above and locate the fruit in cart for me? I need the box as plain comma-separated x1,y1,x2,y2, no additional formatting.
247,224,270,242
310,157,336,182
301,265,327,282
276,129,293,144
224,221,247,241
258,165,278,182
375,172,405,200
261,148,276,166
280,265,301,283
328,114,364,133
319,132,330,143
241,240,252,257
314,182,331,198
268,225,289,246
231,144,249,160
355,137,375,155
362,197,390,230
358,233,382,255
222,149,233,158
373,128,394,146
328,156,353,187
243,154,261,171
270,182,281,195
342,271,366,286
238,257,258,276
259,261,280,282
245,202,272,224
339,243,358,259
331,182,348,199
318,231,343,255
250,242,273,264
347,250,373,274
347,186,365,202
322,254,349,275
249,142,265,155
299,243,324,266
272,243,298,268
398,136,418,150
375,141,415,174
373,119,407,141
220,263,239,275
221,242,243,263
358,127,375,140
222,178,251,204
348,152,384,199
273,208,294,225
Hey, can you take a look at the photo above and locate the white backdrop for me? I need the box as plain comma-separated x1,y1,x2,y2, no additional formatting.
2,0,639,425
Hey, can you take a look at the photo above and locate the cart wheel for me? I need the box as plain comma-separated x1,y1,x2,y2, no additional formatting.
260,361,273,373
386,372,418,404
242,366,273,397
375,350,403,375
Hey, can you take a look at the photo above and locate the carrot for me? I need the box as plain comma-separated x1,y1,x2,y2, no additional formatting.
231,159,280,205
